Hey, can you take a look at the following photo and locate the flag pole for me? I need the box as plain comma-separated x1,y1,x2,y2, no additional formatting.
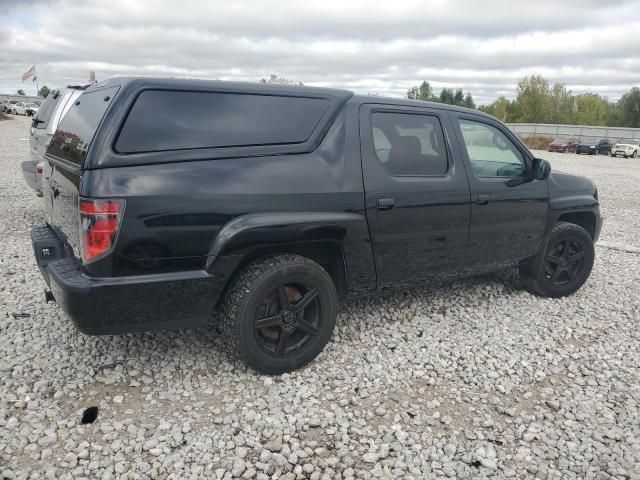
35,66,39,96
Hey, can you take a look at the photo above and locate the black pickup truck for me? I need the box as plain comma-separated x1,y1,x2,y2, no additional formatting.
32,78,601,373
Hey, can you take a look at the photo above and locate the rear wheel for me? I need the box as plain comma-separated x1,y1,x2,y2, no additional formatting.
520,222,594,298
221,254,337,374
632,151,637,158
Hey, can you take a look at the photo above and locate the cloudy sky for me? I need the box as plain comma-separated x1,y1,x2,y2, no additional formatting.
1,0,640,104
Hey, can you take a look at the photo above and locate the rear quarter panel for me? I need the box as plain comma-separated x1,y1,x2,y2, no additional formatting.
82,104,376,296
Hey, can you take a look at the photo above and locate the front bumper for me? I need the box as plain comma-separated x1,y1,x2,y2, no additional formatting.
31,225,224,335
612,149,631,157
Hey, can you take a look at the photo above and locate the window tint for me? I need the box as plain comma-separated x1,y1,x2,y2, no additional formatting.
116,90,330,153
458,119,525,177
33,91,62,129
47,87,119,165
371,112,448,176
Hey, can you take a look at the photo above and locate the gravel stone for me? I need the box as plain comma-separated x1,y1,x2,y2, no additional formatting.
1,118,639,478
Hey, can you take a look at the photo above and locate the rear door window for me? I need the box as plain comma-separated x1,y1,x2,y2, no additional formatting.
371,112,449,176
33,91,62,130
47,86,119,165
115,90,330,153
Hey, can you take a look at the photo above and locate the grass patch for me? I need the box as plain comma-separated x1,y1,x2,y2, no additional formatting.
518,135,554,150
0,112,12,121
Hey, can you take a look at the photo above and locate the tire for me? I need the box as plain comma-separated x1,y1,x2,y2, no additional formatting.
632,151,637,158
221,254,337,374
520,222,594,298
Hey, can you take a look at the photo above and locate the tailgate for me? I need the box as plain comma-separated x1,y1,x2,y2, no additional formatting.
44,86,119,254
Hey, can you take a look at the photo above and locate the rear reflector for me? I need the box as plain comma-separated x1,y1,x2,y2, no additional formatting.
79,198,124,263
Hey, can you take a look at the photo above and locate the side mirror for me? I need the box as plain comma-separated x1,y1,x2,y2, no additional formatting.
532,157,551,180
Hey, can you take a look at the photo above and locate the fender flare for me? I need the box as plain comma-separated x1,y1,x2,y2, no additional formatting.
204,211,367,273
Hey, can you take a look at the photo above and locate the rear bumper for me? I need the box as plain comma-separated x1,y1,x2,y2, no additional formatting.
21,161,41,194
576,146,596,155
31,225,225,335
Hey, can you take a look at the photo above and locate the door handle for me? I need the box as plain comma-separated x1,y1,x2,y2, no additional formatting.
477,194,491,205
377,198,395,211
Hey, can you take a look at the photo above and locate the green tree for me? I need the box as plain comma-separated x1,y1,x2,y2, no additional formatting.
17,89,26,95
463,93,476,109
515,75,552,123
549,82,574,124
574,93,608,126
38,85,50,98
407,81,435,101
617,87,640,128
453,89,465,106
259,74,303,85
479,96,511,121
439,87,455,104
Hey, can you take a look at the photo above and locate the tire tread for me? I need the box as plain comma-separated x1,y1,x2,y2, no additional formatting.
221,254,334,373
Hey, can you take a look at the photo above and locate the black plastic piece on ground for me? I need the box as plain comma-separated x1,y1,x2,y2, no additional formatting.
81,406,98,424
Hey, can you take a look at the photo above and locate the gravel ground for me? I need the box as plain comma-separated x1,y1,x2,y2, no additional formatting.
1,115,639,479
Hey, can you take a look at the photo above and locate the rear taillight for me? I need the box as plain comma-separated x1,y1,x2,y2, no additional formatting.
36,166,43,174
79,198,125,263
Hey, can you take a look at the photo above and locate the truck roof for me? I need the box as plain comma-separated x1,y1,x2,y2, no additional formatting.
87,76,494,119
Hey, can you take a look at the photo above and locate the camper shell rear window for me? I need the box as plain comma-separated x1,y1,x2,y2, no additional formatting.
46,86,119,165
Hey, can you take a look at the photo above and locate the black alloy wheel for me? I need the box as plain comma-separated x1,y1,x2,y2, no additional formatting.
222,254,337,374
254,283,321,357
520,221,595,298
543,239,586,287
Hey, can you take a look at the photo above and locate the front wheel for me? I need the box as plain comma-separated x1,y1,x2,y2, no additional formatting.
221,254,337,374
632,151,637,158
520,222,594,298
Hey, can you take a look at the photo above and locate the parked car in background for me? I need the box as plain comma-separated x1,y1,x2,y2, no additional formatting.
21,85,89,195
10,102,28,115
548,137,579,153
610,140,640,158
25,103,40,117
1,99,18,113
31,77,601,373
576,138,613,155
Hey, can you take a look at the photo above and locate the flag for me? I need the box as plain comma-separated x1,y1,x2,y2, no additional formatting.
22,65,36,82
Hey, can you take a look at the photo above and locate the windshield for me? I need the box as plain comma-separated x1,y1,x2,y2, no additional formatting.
553,138,569,143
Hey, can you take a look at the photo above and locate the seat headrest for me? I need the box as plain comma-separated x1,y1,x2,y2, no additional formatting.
388,136,421,167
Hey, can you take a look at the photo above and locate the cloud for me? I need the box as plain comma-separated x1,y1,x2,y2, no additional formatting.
1,0,639,104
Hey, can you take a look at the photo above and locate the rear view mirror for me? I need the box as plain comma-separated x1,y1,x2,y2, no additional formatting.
532,157,551,180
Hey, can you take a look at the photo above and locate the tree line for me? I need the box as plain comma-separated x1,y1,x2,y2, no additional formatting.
407,81,476,109
407,75,640,128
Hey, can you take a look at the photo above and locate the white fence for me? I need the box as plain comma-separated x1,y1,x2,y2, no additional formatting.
507,123,640,143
